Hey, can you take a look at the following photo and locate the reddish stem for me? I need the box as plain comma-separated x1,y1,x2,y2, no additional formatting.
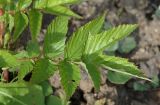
0,8,9,82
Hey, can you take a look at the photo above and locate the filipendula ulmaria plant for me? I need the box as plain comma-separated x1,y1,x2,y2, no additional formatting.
0,0,152,105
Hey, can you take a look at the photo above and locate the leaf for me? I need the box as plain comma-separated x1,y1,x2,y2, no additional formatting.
44,16,68,58
65,14,105,60
18,61,33,81
44,6,81,18
33,0,47,9
13,12,28,42
118,36,137,54
105,42,119,52
14,51,29,59
0,82,45,105
34,0,79,9
59,60,81,99
29,9,43,40
133,82,151,91
84,24,138,55
6,14,14,33
101,55,151,82
30,59,56,83
3,32,11,49
18,0,32,10
0,50,19,69
82,54,102,90
46,95,62,105
107,71,130,84
26,40,40,57
83,61,101,91
40,81,53,96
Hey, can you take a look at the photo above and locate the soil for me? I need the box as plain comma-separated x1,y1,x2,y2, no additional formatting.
50,0,160,105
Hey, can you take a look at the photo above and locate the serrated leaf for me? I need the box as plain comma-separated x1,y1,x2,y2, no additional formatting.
26,40,40,57
18,0,32,10
0,82,45,105
18,61,33,81
59,60,81,99
6,14,14,33
44,16,68,58
34,0,79,9
46,95,62,105
84,24,138,55
83,60,101,91
101,55,151,82
44,6,81,18
13,12,28,42
65,14,105,60
0,50,19,69
107,71,130,84
29,9,43,40
14,51,29,59
30,59,56,83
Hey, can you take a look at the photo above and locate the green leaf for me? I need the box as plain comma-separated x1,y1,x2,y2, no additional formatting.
18,0,32,10
65,14,105,60
46,95,62,105
18,61,33,81
107,71,130,84
101,55,151,82
26,40,40,57
33,0,47,9
0,82,45,105
59,60,81,99
83,60,101,91
34,0,79,9
13,12,28,42
84,24,138,55
82,54,102,90
3,32,11,49
118,36,137,54
44,6,81,18
6,14,14,33
30,59,56,83
14,51,29,59
44,16,68,58
133,82,151,91
40,81,53,96
0,50,20,69
29,9,43,40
